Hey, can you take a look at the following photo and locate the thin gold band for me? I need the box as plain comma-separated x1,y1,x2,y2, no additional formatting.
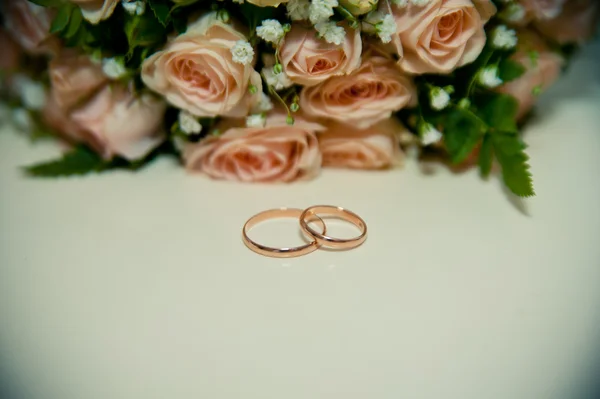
299,205,367,250
242,208,326,258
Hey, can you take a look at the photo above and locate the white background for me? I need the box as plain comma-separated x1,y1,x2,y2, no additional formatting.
1,41,600,399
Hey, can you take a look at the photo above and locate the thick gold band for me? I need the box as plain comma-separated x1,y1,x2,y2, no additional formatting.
299,205,367,250
242,208,326,258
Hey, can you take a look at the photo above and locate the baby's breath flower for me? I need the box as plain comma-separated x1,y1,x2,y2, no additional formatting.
315,21,345,45
256,19,285,44
178,111,202,135
376,14,396,43
286,0,310,20
231,40,254,65
246,114,266,127
252,92,274,113
501,3,526,23
102,57,127,79
122,0,145,16
309,0,338,25
491,25,517,49
420,123,443,146
262,66,294,91
429,86,450,110
478,65,503,88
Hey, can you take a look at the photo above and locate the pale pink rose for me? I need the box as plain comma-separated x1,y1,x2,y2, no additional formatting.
391,0,496,74
534,0,599,44
42,94,97,146
142,13,262,118
319,118,405,170
520,0,566,20
498,30,564,120
300,54,416,129
0,28,21,73
279,24,362,87
70,0,119,24
0,0,57,55
55,85,167,160
184,112,323,183
49,51,108,111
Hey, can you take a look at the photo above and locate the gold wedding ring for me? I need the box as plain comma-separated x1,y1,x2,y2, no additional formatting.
242,208,326,258
299,205,367,250
242,205,368,257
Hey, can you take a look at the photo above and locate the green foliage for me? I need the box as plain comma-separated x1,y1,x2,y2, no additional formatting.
498,58,526,83
443,107,487,164
124,12,167,58
50,5,72,33
147,0,171,27
478,134,494,178
477,93,519,132
24,145,106,177
491,132,535,197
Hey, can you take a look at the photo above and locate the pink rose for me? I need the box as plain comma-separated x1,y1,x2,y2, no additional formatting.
184,112,323,183
520,0,566,20
49,51,108,111
0,28,21,73
142,13,262,118
43,84,167,161
319,118,405,170
499,30,564,120
279,24,362,86
391,0,496,74
300,53,416,129
69,85,167,160
0,0,57,55
69,0,119,24
534,0,599,44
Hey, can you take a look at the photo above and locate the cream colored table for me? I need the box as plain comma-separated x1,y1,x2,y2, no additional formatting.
1,41,600,399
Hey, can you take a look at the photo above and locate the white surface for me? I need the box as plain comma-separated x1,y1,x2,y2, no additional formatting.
1,42,600,399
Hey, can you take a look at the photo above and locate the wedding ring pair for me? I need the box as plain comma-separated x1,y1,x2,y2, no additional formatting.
242,205,367,258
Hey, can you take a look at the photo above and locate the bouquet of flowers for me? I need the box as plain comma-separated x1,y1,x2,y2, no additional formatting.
0,0,598,197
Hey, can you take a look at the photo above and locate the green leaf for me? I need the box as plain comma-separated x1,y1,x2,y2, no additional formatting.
478,134,494,178
491,131,535,197
63,6,83,39
28,0,63,7
147,0,171,27
50,5,72,34
499,58,526,82
24,145,105,177
443,108,487,164
125,13,166,53
478,93,519,133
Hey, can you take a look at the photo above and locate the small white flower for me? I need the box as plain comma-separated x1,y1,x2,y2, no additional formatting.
478,65,503,88
252,92,274,113
429,87,450,110
172,136,187,153
420,123,442,146
12,108,33,132
102,57,128,79
491,25,517,49
246,114,266,128
391,0,408,6
502,3,526,23
410,0,430,6
309,0,337,25
122,0,145,16
286,0,310,21
13,75,46,110
315,21,345,45
178,111,202,135
256,19,285,44
262,66,294,91
231,40,254,65
376,14,396,44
